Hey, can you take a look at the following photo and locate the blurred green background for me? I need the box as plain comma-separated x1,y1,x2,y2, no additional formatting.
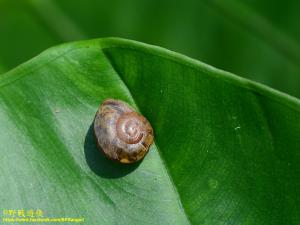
1,0,300,98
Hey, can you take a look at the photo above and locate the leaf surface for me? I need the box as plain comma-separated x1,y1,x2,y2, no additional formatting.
0,38,299,225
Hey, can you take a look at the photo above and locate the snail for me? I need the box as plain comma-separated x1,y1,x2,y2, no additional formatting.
93,99,154,164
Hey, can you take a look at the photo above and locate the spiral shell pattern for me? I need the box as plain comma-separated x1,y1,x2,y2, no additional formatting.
93,99,154,163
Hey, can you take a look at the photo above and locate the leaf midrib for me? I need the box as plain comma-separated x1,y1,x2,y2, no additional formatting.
100,49,193,224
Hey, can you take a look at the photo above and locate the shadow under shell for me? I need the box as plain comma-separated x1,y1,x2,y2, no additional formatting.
84,123,142,179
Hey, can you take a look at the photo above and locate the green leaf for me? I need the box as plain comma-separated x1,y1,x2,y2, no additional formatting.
0,38,300,225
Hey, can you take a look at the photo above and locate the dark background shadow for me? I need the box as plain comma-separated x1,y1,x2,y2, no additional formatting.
84,123,141,178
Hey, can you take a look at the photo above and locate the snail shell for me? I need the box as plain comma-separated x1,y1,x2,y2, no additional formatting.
93,99,154,164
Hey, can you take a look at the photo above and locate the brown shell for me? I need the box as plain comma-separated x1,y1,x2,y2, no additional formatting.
93,99,154,163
